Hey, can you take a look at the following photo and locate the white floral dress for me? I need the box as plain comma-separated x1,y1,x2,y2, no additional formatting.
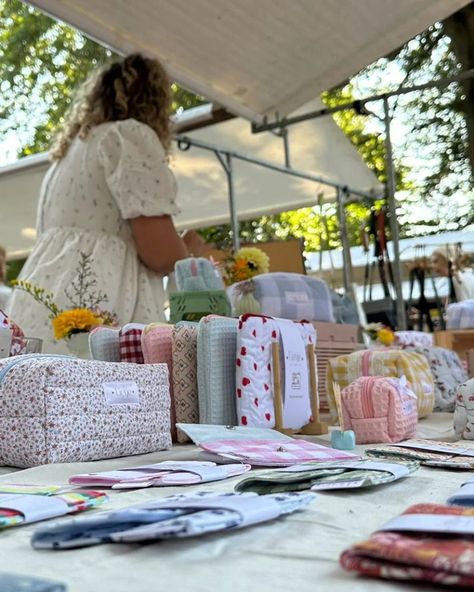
8,119,179,353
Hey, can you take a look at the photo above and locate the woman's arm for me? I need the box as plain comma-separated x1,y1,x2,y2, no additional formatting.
129,215,188,275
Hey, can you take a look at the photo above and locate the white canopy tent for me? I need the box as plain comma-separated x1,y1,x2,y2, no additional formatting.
29,0,470,121
0,100,381,258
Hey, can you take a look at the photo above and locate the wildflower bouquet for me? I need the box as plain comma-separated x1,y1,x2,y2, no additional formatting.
363,322,395,347
13,253,118,341
223,246,270,287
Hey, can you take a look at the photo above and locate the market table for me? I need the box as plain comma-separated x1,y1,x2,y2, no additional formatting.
0,413,468,592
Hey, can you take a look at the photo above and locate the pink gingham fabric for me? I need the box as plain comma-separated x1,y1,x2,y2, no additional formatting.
119,324,145,363
200,438,359,467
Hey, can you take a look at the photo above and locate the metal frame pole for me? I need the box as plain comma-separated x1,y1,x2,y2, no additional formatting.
215,151,240,250
383,96,406,330
336,186,354,296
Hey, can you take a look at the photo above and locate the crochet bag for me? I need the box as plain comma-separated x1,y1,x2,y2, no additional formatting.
327,349,434,422
341,376,418,444
0,354,171,467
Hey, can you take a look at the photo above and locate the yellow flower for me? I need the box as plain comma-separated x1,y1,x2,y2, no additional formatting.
52,308,103,340
234,247,270,275
378,327,395,346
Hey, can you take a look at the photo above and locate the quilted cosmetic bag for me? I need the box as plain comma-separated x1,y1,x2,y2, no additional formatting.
0,354,171,467
119,323,145,363
141,323,177,441
447,300,474,329
89,326,121,362
172,322,199,442
231,272,334,322
327,349,434,422
175,257,224,292
197,315,239,425
236,314,315,429
406,346,468,412
395,331,433,348
341,376,418,444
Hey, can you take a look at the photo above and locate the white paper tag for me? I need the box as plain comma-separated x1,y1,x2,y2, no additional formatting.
311,479,366,491
396,440,474,458
276,319,311,430
0,327,12,357
379,513,474,535
0,494,69,523
285,291,310,304
103,381,140,405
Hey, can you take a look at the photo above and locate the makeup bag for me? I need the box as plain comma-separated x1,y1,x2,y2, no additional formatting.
119,323,145,363
447,299,474,329
89,326,121,362
197,315,239,425
0,354,171,467
341,376,418,444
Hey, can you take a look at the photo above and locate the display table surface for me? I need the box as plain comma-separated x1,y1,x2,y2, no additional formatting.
0,414,470,592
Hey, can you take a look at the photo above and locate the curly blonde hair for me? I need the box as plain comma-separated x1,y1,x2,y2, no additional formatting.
50,53,172,160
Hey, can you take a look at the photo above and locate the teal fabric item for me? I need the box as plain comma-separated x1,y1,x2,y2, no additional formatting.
197,316,238,425
0,573,66,592
175,258,224,292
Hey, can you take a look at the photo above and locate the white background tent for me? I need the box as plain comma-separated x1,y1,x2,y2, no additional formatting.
29,0,470,121
0,100,381,257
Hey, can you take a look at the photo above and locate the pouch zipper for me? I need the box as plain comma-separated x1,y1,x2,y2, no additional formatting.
0,354,75,385
361,350,372,376
361,376,376,418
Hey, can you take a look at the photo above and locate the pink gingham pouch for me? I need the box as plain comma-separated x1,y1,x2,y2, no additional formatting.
200,438,359,467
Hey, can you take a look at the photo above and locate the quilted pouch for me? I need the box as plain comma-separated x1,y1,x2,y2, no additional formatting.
447,299,474,329
119,323,145,363
171,322,199,442
0,354,171,467
236,314,315,429
197,315,239,425
327,349,434,421
453,379,474,441
340,503,474,587
89,326,121,362
175,257,224,291
341,376,418,444
141,323,177,441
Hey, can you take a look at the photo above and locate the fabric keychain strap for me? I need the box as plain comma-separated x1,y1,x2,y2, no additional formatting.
0,494,70,523
138,496,282,528
378,513,474,535
280,460,410,479
395,441,474,458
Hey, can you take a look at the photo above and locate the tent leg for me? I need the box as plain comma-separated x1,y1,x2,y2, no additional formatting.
215,151,240,250
383,97,406,330
337,187,354,297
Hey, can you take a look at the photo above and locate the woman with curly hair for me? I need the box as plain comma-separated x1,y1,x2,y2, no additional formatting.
8,53,198,351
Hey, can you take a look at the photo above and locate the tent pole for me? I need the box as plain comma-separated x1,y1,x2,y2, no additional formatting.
383,96,406,330
215,150,240,250
336,186,353,296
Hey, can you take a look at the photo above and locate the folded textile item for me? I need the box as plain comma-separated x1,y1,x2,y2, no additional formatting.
172,323,199,442
340,503,474,587
235,459,419,494
32,491,315,549
454,378,474,440
119,323,145,363
0,572,66,592
394,331,433,348
176,423,292,445
89,326,121,362
69,461,250,488
199,438,359,467
0,490,108,529
447,480,474,507
366,438,474,469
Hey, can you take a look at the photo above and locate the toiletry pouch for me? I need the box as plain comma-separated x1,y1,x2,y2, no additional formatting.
447,299,474,329
175,257,224,291
119,323,146,363
197,315,239,425
171,322,199,442
394,331,433,348
236,313,315,429
141,323,177,441
341,376,418,444
327,349,434,422
0,354,171,467
89,326,121,362
231,272,334,322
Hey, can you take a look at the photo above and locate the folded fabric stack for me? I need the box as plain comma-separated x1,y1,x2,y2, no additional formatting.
235,459,419,494
31,491,315,549
341,503,474,587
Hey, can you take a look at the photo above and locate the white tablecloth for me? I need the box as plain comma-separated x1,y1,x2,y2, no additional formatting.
0,413,470,592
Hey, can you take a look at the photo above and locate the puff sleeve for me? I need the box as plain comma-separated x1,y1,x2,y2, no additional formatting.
98,119,179,219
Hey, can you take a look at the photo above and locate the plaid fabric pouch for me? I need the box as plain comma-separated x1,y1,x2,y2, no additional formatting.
119,323,146,363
